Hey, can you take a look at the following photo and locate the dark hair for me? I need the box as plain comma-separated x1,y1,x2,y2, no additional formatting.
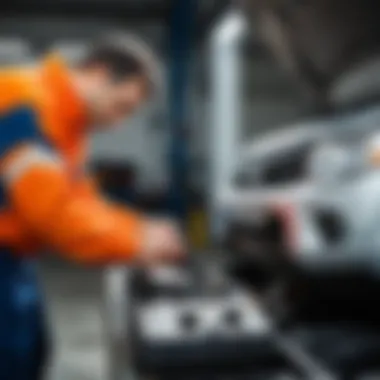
78,33,161,90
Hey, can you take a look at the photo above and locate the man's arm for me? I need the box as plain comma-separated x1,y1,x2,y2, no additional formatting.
2,145,183,264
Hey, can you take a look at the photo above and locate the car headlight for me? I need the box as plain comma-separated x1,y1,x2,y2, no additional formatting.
309,143,361,184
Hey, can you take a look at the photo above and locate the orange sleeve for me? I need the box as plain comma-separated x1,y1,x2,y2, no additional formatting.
5,153,145,264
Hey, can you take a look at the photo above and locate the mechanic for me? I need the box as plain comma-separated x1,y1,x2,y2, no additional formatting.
0,33,185,379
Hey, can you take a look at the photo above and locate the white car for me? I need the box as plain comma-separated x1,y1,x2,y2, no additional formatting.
221,105,380,259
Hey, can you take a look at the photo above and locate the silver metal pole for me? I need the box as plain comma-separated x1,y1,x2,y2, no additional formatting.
103,267,136,380
209,10,247,240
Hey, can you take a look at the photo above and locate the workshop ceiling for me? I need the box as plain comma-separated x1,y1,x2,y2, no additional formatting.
0,0,170,20
0,0,229,22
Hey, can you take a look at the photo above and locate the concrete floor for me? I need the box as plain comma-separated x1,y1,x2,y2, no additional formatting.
40,260,108,380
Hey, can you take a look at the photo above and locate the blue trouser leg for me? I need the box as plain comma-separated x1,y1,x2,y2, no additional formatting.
0,251,48,380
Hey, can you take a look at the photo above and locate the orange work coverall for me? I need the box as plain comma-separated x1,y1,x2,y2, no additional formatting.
0,55,143,379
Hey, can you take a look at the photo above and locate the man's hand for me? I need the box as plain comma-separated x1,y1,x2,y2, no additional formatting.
139,219,186,265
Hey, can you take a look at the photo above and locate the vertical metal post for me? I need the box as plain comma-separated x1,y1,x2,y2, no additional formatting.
209,10,247,239
104,267,135,380
167,0,197,221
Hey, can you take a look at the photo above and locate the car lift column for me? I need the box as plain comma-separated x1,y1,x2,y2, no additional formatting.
167,0,197,221
209,10,247,239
